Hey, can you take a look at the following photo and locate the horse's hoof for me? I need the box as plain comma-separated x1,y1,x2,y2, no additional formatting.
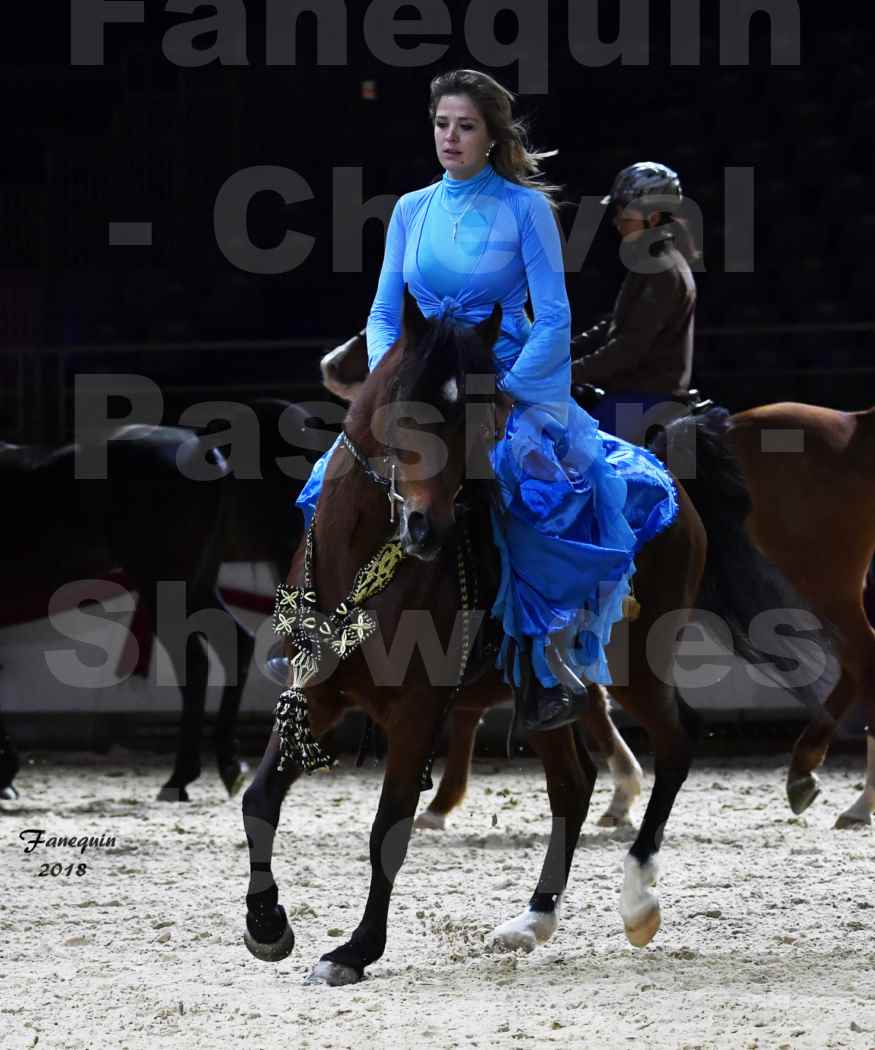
0,783,19,801
490,926,536,953
596,810,633,829
305,959,361,986
490,908,558,953
624,904,661,948
221,759,250,798
156,785,191,802
834,812,872,830
414,809,446,831
243,906,295,962
787,773,821,815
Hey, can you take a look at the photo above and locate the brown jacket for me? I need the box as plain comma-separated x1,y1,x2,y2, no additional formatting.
571,239,696,396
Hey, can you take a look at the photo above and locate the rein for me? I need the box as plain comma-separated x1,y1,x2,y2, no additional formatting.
271,430,477,788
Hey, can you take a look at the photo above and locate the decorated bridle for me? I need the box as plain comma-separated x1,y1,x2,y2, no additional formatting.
339,376,503,527
271,417,478,784
339,431,406,524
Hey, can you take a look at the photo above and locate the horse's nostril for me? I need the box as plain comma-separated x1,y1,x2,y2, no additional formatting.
407,510,430,546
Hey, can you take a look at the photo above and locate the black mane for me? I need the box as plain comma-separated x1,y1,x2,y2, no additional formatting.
394,314,497,418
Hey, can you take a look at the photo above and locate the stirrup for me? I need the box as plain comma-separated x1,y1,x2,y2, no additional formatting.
509,639,587,733
523,680,588,733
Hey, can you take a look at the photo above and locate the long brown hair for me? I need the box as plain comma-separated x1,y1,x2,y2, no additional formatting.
428,69,562,211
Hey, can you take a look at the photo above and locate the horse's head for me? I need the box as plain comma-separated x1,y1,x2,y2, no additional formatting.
346,289,504,560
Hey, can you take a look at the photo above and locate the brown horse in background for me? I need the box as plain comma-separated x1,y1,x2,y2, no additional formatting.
722,403,875,825
241,292,710,983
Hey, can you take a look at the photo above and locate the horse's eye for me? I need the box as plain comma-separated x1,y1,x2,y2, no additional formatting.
393,448,421,466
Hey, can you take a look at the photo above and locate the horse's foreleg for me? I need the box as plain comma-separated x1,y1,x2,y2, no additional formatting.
580,685,643,828
206,590,256,798
241,732,301,960
415,705,483,830
490,725,595,952
241,692,344,962
309,698,446,986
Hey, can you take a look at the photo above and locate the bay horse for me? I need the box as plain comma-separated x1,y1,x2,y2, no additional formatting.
242,290,707,982
319,334,845,835
0,426,255,801
321,334,645,828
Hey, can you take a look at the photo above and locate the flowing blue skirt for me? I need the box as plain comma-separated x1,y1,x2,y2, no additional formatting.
295,399,678,690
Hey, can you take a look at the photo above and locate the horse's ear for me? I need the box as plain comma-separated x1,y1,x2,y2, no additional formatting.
320,329,369,402
402,286,429,346
474,302,503,349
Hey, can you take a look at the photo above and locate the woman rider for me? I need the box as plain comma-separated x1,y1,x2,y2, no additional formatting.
297,71,678,731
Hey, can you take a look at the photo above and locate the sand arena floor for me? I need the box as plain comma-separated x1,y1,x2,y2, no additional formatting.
2,748,874,1050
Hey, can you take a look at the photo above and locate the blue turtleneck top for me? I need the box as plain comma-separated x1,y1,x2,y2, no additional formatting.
365,162,572,422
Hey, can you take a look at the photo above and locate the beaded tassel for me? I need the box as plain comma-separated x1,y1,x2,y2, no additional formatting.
274,688,332,773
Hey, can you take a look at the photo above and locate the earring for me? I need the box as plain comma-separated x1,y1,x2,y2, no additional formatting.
486,142,495,156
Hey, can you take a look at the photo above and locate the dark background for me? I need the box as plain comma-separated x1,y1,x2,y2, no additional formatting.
2,2,873,442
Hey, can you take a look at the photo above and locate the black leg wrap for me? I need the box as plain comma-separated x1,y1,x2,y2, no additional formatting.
246,883,278,918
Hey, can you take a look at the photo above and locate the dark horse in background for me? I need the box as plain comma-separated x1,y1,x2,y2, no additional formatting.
0,398,335,803
0,426,253,801
241,291,710,983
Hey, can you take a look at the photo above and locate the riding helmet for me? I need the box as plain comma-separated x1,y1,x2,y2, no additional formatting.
601,162,683,209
